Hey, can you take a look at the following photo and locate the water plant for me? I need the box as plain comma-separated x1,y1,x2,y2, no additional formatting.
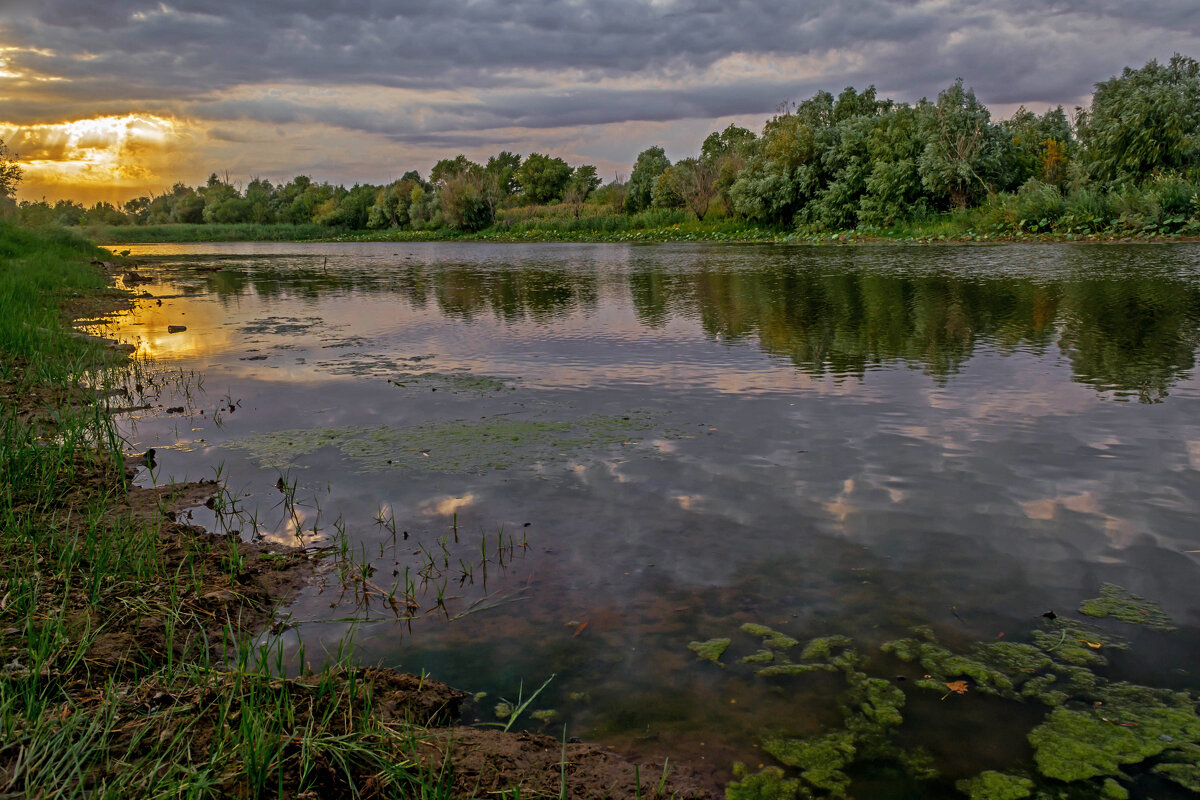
703,584,1200,799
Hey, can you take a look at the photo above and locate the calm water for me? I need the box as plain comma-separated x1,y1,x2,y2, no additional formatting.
102,241,1200,793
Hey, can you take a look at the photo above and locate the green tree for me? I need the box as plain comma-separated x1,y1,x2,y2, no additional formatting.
656,158,716,219
122,196,151,225
486,152,522,197
625,146,672,212
432,158,497,231
1077,54,1200,183
702,125,756,215
651,167,685,209
82,201,129,226
918,79,1007,209
563,165,601,217
701,124,756,162
52,199,87,226
0,138,21,199
516,153,573,204
430,155,477,185
1002,106,1075,189
164,183,205,224
244,177,277,224
859,104,931,226
728,100,831,223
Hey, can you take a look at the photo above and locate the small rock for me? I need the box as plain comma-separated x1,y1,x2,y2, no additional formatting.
167,325,187,333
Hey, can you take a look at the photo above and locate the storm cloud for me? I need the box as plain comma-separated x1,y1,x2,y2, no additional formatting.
2,0,1199,196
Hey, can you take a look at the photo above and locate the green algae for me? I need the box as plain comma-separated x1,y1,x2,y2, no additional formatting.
530,709,559,724
387,370,512,395
762,731,856,796
1030,618,1122,667
880,637,1014,696
725,764,809,800
1099,778,1129,800
1027,684,1200,782
840,676,905,732
221,410,658,474
755,663,832,677
955,771,1035,800
708,606,1195,799
799,636,853,662
883,621,1129,707
688,638,731,665
1018,665,1099,707
1078,583,1176,631
741,623,800,650
740,649,775,665
493,701,513,720
1152,742,1200,791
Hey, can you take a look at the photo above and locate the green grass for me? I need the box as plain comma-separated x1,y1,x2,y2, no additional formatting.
0,219,456,798
88,222,335,243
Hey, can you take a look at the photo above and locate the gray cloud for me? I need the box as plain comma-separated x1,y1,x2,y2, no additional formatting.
3,0,1199,186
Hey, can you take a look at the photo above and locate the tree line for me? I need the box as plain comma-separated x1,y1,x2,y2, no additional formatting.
4,54,1199,235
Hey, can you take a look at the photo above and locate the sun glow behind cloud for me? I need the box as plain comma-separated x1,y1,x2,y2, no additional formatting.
1,114,186,201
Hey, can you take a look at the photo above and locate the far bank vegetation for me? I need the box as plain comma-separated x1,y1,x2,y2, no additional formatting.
5,55,1200,241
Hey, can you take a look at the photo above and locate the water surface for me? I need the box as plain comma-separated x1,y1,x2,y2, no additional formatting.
103,241,1200,793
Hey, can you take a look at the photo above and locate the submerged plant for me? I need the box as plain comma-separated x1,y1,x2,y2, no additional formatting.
1078,583,1177,630
711,584,1200,799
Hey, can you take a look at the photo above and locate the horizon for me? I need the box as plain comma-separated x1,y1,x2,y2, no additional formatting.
2,1,1199,205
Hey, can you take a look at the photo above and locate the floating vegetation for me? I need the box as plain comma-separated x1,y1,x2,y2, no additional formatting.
1027,682,1200,783
725,764,804,800
221,410,658,474
1079,583,1177,631
741,623,800,650
884,618,1126,704
529,709,559,724
710,585,1200,799
754,663,831,677
237,315,327,336
739,649,775,665
762,731,856,795
954,771,1034,800
387,371,512,395
687,638,731,665
716,625,930,799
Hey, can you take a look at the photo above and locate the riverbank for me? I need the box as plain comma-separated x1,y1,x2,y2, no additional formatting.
0,220,715,799
83,204,1200,247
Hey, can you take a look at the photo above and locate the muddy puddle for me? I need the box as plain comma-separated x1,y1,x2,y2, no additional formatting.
98,241,1200,797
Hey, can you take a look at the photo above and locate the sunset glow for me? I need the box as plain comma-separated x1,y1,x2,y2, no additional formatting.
0,115,183,198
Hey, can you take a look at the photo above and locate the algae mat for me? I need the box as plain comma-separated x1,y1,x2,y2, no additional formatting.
221,411,664,474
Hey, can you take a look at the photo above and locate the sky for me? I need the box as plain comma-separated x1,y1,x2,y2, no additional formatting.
1,0,1199,204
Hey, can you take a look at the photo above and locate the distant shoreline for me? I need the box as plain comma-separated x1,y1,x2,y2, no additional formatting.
87,221,1200,247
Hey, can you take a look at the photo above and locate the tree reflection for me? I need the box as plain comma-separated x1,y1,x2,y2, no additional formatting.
195,250,1200,402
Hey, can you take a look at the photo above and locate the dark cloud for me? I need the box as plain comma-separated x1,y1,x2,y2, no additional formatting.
2,0,1199,165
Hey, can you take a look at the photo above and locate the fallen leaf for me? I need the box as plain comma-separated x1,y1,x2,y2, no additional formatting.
945,680,969,695
573,620,590,637
1101,717,1140,727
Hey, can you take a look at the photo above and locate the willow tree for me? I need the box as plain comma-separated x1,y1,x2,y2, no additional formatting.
1077,54,1200,183
918,79,1007,209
